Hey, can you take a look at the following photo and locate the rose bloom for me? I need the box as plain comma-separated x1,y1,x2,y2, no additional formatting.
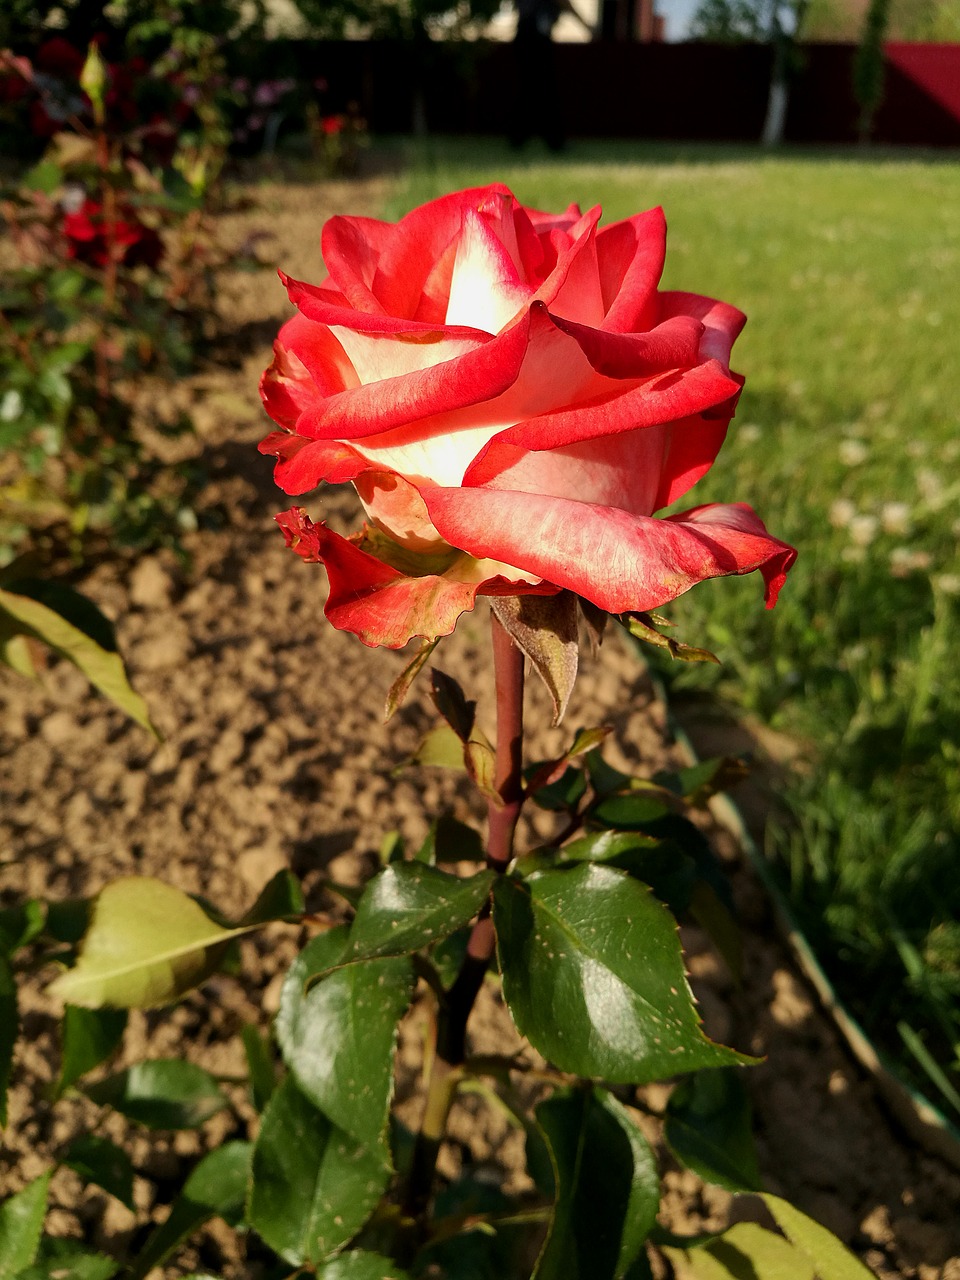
63,198,163,270
259,184,796,647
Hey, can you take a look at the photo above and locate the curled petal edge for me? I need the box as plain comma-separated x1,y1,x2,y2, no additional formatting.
419,488,797,616
275,507,558,649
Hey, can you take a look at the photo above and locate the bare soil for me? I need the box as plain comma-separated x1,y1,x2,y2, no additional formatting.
1,164,959,1280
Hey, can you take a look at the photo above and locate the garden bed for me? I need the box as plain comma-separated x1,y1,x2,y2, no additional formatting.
2,163,959,1280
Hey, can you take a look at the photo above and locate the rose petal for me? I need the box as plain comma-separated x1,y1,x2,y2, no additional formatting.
258,433,369,493
342,306,602,484
283,271,484,338
596,207,667,333
464,356,740,486
321,214,394,313
420,488,796,613
652,414,731,510
660,291,746,369
535,206,605,327
373,184,515,318
445,207,533,333
330,325,488,389
259,314,358,431
545,311,705,378
275,506,554,648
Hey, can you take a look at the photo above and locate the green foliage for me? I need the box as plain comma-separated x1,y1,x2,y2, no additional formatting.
291,0,500,40
56,1006,127,1096
664,1069,762,1193
0,1174,50,1279
760,1194,876,1279
83,1060,227,1129
495,864,749,1082
0,20,247,567
129,1143,252,1279
689,0,772,41
49,877,241,1009
62,1136,135,1209
276,927,413,1149
534,1088,659,1280
665,1221,815,1280
342,863,495,966
0,657,879,1278
0,578,157,733
248,1076,391,1266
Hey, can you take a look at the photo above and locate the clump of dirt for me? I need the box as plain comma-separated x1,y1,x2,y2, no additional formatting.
2,165,958,1280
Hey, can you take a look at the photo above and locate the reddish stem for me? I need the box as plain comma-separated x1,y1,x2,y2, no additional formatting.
486,609,525,872
400,611,526,1236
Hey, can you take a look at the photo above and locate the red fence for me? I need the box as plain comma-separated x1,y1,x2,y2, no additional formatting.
280,39,960,146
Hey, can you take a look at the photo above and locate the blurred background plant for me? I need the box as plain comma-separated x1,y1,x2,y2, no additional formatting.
307,99,370,175
0,1,267,567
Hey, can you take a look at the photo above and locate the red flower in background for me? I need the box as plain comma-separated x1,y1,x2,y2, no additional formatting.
259,184,796,648
63,198,163,270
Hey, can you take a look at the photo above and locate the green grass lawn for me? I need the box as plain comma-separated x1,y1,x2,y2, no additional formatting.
387,139,960,1121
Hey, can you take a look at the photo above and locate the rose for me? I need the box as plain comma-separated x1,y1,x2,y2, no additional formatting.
259,184,796,648
62,197,164,270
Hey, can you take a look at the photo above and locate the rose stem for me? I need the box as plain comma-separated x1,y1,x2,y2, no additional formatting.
400,610,525,1237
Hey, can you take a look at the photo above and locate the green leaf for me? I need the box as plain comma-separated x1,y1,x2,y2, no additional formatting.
83,1060,226,1129
248,1077,389,1265
0,901,45,954
62,1135,134,1208
494,865,750,1083
56,1006,127,1096
130,1142,252,1279
316,1253,413,1279
529,765,587,813
654,757,749,807
45,900,90,944
464,736,500,803
408,724,466,770
22,161,62,193
0,581,157,735
241,870,304,926
664,1070,761,1193
430,668,476,741
276,928,413,1149
665,1222,814,1280
548,830,697,914
592,791,674,829
341,864,495,968
419,1179,526,1279
584,751,633,798
0,956,15,1127
416,814,485,866
384,638,438,721
241,1025,277,1113
0,1172,50,1280
491,592,579,725
526,726,612,793
430,927,471,989
760,1194,876,1279
0,631,36,676
48,877,249,1009
534,1087,658,1280
622,613,720,665
17,1236,120,1280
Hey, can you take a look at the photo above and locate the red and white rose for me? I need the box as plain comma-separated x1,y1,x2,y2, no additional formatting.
259,184,795,647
